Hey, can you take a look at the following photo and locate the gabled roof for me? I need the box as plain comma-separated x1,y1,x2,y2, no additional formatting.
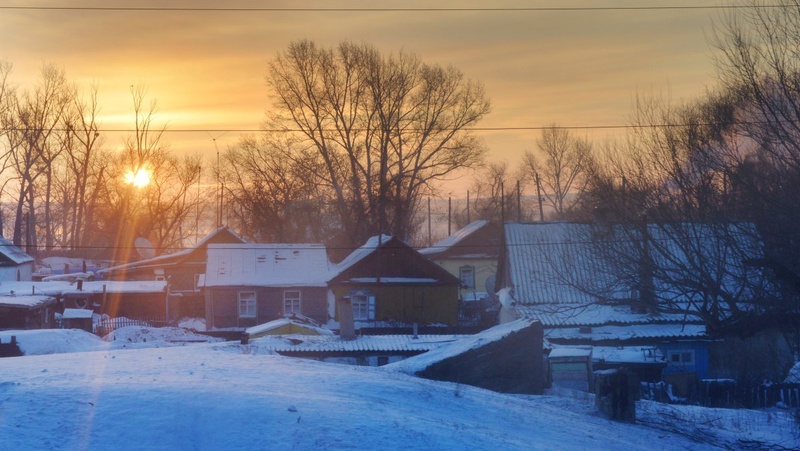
419,220,501,259
420,220,487,255
204,243,334,288
501,222,767,306
0,236,34,266
333,235,393,274
98,227,244,275
329,236,462,286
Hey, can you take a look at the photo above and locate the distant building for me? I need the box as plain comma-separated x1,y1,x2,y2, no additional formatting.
0,236,34,282
97,227,245,318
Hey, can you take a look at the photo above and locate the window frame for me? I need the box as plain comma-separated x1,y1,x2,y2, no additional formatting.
459,265,476,289
668,349,695,366
350,291,376,321
238,291,257,318
283,290,302,316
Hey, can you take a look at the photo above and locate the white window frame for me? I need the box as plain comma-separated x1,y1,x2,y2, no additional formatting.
668,349,695,366
238,291,256,318
284,290,301,315
351,291,376,321
460,265,475,289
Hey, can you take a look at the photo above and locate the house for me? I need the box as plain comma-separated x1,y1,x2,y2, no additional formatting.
420,220,502,326
0,280,167,323
420,220,502,301
0,294,58,330
0,236,34,282
495,222,771,396
97,227,245,318
329,236,463,329
62,280,168,319
203,243,334,329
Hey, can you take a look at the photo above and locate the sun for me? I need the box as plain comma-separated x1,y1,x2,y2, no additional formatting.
124,168,151,188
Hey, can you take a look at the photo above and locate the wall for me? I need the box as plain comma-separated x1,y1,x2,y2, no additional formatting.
331,285,459,326
430,258,497,300
0,263,33,281
206,286,329,329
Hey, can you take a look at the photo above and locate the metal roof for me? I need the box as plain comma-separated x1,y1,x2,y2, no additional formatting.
250,334,464,353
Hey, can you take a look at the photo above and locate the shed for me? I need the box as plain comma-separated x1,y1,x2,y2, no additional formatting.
61,308,93,333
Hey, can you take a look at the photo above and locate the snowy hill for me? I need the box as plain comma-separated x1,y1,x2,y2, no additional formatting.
0,328,797,450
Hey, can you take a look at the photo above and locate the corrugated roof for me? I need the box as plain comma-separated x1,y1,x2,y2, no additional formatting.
204,243,334,287
250,334,463,353
545,323,707,342
513,303,696,327
503,222,767,306
0,236,34,265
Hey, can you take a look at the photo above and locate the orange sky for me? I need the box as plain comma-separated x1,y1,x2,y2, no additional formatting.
0,0,724,193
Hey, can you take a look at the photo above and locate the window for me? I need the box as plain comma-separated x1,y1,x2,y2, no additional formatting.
194,274,202,292
284,290,301,315
460,266,475,289
238,291,256,318
668,350,694,366
351,291,376,321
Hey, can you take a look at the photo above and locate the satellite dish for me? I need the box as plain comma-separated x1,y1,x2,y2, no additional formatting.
135,237,156,259
485,274,497,301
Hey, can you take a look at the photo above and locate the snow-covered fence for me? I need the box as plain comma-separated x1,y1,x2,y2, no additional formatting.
698,380,800,408
95,316,172,337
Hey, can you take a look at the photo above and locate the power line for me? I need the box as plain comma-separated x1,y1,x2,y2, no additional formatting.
0,120,790,134
0,4,787,13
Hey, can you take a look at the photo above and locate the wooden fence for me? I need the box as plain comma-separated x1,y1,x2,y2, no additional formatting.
697,380,800,409
95,316,172,337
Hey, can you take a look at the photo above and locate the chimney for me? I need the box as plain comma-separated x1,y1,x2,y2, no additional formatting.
77,279,83,291
337,297,356,340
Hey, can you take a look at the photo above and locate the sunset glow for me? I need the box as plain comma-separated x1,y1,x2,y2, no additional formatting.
0,0,719,175
124,168,151,188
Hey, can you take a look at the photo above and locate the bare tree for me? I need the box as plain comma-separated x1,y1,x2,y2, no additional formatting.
521,125,592,219
265,40,490,248
2,64,72,253
221,134,333,243
99,86,202,261
451,161,524,227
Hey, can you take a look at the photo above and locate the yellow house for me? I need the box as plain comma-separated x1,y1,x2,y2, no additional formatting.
419,220,502,303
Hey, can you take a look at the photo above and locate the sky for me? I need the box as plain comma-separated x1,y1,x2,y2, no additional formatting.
0,0,728,191
1,326,796,449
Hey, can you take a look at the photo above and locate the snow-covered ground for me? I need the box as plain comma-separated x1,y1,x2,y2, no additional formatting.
0,328,797,450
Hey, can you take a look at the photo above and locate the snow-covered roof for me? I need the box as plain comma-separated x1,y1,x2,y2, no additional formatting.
510,303,697,327
250,333,462,353
62,308,94,319
204,243,334,287
419,220,488,255
503,222,766,306
62,280,166,294
0,280,165,297
0,236,34,265
348,277,438,284
97,226,244,275
388,319,536,375
544,323,707,342
245,318,333,337
333,234,393,274
0,294,56,309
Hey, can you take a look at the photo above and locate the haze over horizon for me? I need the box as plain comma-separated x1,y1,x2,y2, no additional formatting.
1,0,725,193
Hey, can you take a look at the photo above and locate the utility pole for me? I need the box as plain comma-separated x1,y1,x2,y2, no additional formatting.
535,172,544,222
517,180,522,222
